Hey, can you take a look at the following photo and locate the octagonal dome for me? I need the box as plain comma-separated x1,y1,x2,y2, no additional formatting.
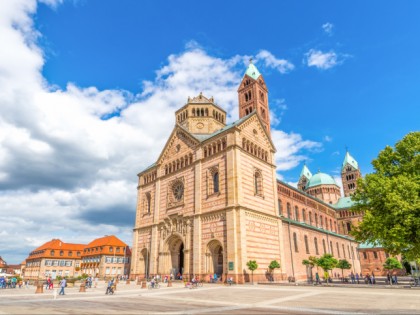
305,172,337,189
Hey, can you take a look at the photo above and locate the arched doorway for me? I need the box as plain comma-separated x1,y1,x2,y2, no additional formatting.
141,248,150,278
206,240,224,276
166,235,184,278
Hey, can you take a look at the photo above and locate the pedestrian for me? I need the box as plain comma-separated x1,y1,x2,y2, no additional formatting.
315,272,320,285
355,273,360,284
59,278,66,295
387,272,391,284
350,272,355,284
106,279,114,294
371,272,375,285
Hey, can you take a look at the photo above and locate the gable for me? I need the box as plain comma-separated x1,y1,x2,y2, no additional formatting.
236,113,276,152
157,125,199,165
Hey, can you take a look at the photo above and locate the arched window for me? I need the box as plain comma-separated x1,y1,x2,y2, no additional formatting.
293,233,298,252
330,241,334,255
294,206,299,221
50,250,55,256
287,203,291,218
343,244,346,258
309,212,313,225
302,209,306,223
278,200,282,216
304,235,310,254
336,242,340,258
254,171,263,196
322,239,326,254
320,216,323,228
315,214,318,226
314,237,319,255
60,250,64,256
213,172,219,193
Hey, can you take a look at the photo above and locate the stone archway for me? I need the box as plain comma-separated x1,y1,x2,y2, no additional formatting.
164,234,184,278
206,240,224,276
140,248,150,278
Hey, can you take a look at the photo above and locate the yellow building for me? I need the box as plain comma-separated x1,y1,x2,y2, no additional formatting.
23,239,84,280
80,235,131,278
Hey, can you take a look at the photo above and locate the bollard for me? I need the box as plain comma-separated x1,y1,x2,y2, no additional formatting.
167,280,172,287
35,283,44,294
141,281,147,289
79,283,86,292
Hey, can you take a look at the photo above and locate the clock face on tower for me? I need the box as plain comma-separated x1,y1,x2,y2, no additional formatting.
173,181,184,201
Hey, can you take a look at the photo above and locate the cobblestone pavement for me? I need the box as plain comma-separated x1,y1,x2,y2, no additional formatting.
0,282,420,314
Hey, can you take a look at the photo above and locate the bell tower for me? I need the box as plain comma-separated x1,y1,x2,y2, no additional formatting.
238,60,271,136
341,150,362,197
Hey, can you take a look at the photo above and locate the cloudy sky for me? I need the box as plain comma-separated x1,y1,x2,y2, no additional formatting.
1,0,419,263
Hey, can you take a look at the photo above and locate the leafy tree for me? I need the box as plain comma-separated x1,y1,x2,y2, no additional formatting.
246,260,258,284
383,257,403,286
268,260,280,282
383,257,402,270
317,254,338,282
351,132,420,260
302,256,319,282
336,259,352,281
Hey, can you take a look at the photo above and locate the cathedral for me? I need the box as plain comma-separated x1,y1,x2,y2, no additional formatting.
131,62,380,283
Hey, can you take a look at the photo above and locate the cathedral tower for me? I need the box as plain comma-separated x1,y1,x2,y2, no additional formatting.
238,61,271,135
341,151,361,197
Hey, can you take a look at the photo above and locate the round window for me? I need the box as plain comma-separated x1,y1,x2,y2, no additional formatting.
172,181,184,201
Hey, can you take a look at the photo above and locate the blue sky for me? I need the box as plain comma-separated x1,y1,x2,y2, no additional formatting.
0,0,419,263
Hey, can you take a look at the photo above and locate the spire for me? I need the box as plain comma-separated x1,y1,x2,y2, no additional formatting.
342,151,359,171
300,163,312,179
244,62,261,80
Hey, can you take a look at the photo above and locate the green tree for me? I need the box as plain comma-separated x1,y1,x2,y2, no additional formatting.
246,260,258,284
268,260,280,282
383,257,403,286
351,132,420,260
336,259,352,282
317,254,338,282
302,256,319,282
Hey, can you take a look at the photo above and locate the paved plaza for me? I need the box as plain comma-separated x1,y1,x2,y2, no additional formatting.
0,282,419,314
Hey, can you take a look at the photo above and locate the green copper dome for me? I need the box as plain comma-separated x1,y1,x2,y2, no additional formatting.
305,172,337,188
244,63,261,80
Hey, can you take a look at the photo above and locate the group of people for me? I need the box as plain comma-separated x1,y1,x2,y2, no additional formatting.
314,271,399,285
0,277,24,289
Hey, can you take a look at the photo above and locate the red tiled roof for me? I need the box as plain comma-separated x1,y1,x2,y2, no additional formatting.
86,235,127,248
26,239,86,260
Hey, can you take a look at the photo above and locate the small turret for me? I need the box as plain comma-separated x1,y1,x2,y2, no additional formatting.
297,163,312,191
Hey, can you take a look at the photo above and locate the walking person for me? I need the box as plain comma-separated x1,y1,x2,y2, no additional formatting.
105,279,114,294
355,273,360,284
315,272,320,285
350,272,355,284
59,278,66,295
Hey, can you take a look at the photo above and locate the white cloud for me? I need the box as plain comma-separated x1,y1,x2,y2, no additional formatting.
305,49,339,69
322,22,334,35
272,130,322,171
333,175,344,196
0,1,319,262
324,135,333,142
256,50,295,74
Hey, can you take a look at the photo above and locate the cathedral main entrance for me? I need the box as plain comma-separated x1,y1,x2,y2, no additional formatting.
166,234,184,278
